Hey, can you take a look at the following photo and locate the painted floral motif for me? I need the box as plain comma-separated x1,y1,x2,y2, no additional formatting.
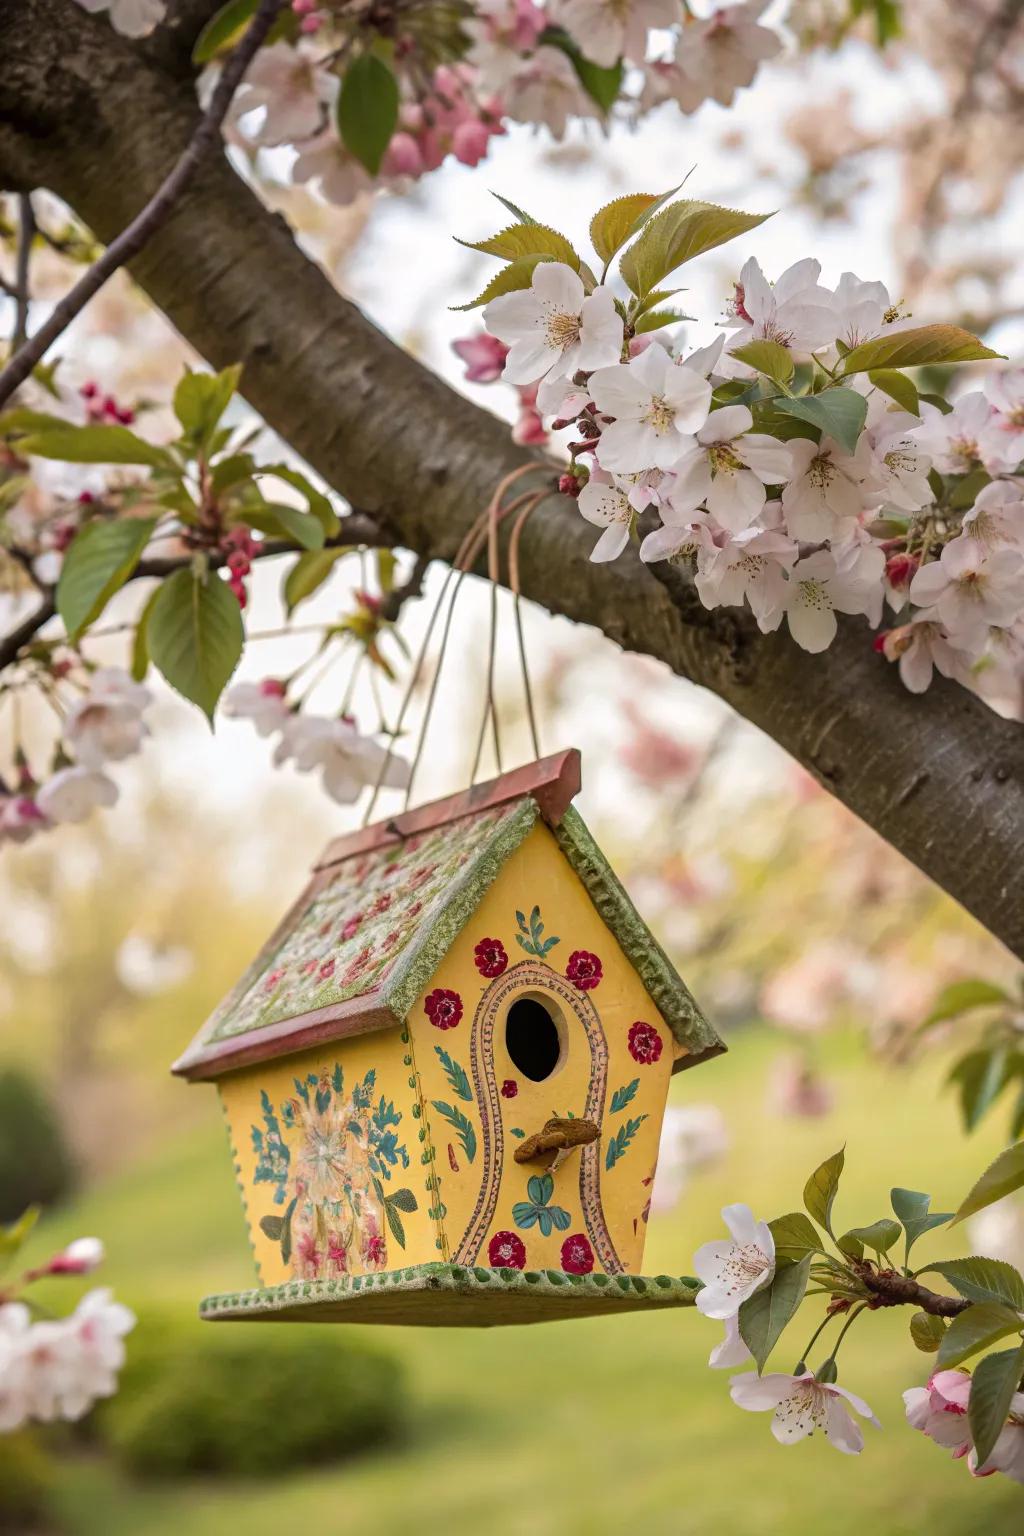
425,988,463,1030
488,1231,527,1269
561,1233,595,1275
514,904,560,958
565,949,603,991
628,1020,663,1065
474,936,508,977
501,1079,518,1099
206,802,519,1044
512,1173,572,1236
251,1063,418,1279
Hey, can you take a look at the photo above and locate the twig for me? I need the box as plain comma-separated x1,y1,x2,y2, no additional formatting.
379,554,429,623
0,0,284,408
851,1263,970,1319
12,194,35,350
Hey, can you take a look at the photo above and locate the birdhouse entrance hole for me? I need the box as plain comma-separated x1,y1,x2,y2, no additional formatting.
505,994,564,1082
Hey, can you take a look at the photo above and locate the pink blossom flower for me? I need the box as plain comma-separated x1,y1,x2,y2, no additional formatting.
231,41,324,146
452,333,509,384
709,1314,753,1369
63,667,151,768
550,0,678,68
909,537,1024,642
589,346,712,474
725,257,836,354
484,262,622,387
981,369,1024,472
36,766,118,824
903,1369,973,1459
730,1370,880,1453
668,406,791,532
43,1238,105,1277
223,678,290,736
674,0,783,109
877,619,967,693
970,1393,1024,1484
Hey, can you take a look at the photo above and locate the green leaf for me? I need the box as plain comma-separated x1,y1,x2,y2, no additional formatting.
386,1187,418,1214
922,979,1010,1028
750,401,820,442
0,1207,41,1273
336,55,399,176
430,1101,477,1164
910,1311,947,1353
968,1343,1024,1467
490,193,539,225
609,1079,640,1114
954,1142,1024,1225
192,0,255,61
541,30,623,111
839,324,1002,376
237,503,325,551
924,1258,1024,1312
452,254,553,312
633,308,692,333
147,566,244,722
459,223,580,270
1012,1084,1024,1142
950,1047,1013,1133
18,423,173,468
842,1218,901,1255
255,465,337,534
605,1114,647,1170
620,201,772,299
283,547,351,614
732,339,795,386
173,364,241,446
776,389,868,455
260,1214,284,1241
804,1148,845,1236
383,1200,406,1249
279,1196,296,1265
434,1046,472,1103
528,1173,553,1206
890,1186,954,1259
868,369,920,414
738,1256,812,1373
590,191,677,266
769,1212,826,1261
209,453,256,497
130,582,161,683
56,516,157,639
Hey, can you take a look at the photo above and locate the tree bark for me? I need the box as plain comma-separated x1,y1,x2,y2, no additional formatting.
1,1,1022,957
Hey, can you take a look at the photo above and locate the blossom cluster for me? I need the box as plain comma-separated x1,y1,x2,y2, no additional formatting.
0,1233,135,1433
189,0,784,206
468,225,1022,708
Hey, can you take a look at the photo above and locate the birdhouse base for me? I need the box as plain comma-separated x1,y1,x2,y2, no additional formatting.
199,1263,700,1327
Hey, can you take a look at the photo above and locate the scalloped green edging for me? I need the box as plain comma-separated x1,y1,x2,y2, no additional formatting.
199,1264,700,1327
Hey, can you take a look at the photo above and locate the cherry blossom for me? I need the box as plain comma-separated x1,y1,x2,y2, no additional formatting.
551,0,678,69
452,332,509,383
73,0,165,36
695,525,798,626
274,715,410,804
877,618,969,692
962,480,1024,549
0,1288,135,1430
673,0,782,108
725,257,836,354
484,263,622,387
730,1371,880,1453
500,46,594,138
223,678,292,736
981,369,1024,472
781,436,870,540
692,1202,775,1318
45,1237,105,1276
908,536,1024,639
63,667,151,768
577,473,636,563
638,507,719,567
827,272,904,351
231,42,324,146
667,405,791,530
863,415,934,512
708,1314,754,1369
914,392,992,475
903,1369,973,1459
36,766,119,824
589,347,712,473
970,1394,1024,1484
292,130,373,206
777,549,878,654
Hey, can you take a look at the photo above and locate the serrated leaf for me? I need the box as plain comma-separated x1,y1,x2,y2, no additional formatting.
968,1343,1024,1467
460,222,579,270
804,1147,845,1236
950,1047,1013,1133
922,978,1010,1028
839,324,1002,376
910,1311,947,1352
868,369,920,414
56,516,157,639
590,191,675,266
283,547,351,614
173,364,241,446
18,424,173,468
842,1218,901,1255
148,566,244,721
490,192,539,225
237,503,325,551
768,1212,826,1261
430,1100,477,1163
738,1255,812,1372
924,1258,1024,1312
776,388,868,455
732,339,795,386
954,1142,1024,1225
609,1078,640,1114
620,201,772,299
336,55,399,176
452,254,553,312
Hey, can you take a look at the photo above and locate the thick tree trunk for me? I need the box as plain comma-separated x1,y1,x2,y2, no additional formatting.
1,0,1022,956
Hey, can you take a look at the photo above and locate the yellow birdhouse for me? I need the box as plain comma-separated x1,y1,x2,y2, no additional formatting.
173,750,725,1325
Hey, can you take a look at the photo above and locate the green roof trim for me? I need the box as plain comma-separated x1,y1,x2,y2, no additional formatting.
199,1263,700,1326
553,807,723,1064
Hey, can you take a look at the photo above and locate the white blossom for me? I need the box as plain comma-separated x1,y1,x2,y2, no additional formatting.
709,1314,754,1370
913,392,992,475
962,479,1024,550
730,1371,880,1454
502,47,595,139
223,679,291,737
696,524,798,628
577,474,635,563
292,130,373,206
231,43,325,147
275,716,410,804
550,0,678,68
36,766,118,824
909,537,1024,640
692,1202,775,1318
777,549,875,653
674,0,782,108
827,272,905,351
589,346,712,473
781,435,870,541
726,257,837,355
639,508,720,566
74,0,165,37
668,405,791,531
981,369,1024,473
63,667,151,768
879,618,968,693
863,415,934,512
485,263,622,387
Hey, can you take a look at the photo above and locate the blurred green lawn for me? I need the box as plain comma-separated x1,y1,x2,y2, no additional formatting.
29,1028,1022,1535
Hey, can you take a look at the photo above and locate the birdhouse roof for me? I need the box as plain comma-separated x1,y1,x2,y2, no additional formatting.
173,749,723,1082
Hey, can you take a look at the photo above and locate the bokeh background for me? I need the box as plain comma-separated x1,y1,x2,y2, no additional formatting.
3,3,1024,1530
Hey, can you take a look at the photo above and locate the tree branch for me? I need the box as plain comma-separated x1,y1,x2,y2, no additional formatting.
0,1,1022,956
852,1265,970,1319
0,0,283,407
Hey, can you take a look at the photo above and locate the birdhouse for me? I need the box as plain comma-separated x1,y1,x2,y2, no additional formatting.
173,749,725,1325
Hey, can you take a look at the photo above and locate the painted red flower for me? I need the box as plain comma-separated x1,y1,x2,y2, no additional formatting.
628,1020,662,1065
424,988,463,1030
565,950,603,991
264,967,286,992
365,1233,387,1266
488,1231,527,1269
318,957,335,980
340,913,363,941
501,1079,518,1099
474,936,508,978
371,892,393,916
560,1233,594,1275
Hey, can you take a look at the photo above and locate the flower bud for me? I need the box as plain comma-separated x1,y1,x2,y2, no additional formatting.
48,1236,105,1275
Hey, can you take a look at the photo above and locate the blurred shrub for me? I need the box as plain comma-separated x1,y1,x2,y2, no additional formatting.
0,1431,55,1532
0,1069,76,1223
103,1312,406,1476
